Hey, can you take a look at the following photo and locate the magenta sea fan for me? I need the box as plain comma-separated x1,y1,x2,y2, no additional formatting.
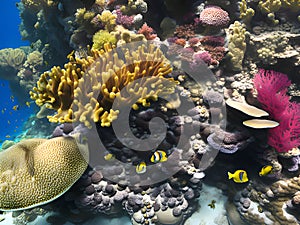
268,102,300,153
253,69,300,153
253,69,291,120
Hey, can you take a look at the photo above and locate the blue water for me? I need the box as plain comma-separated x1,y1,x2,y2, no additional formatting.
0,1,33,146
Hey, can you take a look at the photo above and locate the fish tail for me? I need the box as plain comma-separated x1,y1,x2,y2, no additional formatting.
228,172,233,180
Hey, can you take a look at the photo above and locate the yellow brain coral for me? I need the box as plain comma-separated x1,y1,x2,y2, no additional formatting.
0,136,88,211
31,43,176,128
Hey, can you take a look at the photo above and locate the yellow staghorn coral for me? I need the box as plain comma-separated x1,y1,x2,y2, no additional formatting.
31,43,176,128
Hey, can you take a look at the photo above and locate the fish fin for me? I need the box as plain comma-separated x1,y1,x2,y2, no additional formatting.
150,155,155,163
228,172,233,180
161,156,168,162
20,144,35,177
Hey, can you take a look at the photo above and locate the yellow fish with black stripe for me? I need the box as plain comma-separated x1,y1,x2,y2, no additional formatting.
228,169,248,183
136,161,147,174
259,165,273,176
150,150,168,163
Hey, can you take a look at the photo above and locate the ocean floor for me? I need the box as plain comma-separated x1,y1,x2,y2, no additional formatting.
0,183,228,225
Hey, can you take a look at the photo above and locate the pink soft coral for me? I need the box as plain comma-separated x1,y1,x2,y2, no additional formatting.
268,102,300,153
253,69,300,153
253,69,291,120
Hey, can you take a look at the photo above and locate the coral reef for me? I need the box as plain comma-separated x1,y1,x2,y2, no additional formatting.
3,0,300,224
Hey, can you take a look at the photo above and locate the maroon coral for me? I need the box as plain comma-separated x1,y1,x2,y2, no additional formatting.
116,9,134,29
198,6,230,27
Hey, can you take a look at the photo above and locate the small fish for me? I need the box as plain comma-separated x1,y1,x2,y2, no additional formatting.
259,165,273,176
44,61,49,67
136,161,147,174
5,135,10,138
228,170,249,183
1,109,4,114
104,153,115,161
10,95,14,102
25,101,31,107
150,150,168,163
12,105,19,111
208,200,216,209
7,120,10,124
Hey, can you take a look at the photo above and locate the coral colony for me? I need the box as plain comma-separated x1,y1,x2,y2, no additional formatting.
0,0,300,225
253,69,300,153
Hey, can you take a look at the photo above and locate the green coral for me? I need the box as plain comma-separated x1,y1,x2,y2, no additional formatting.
226,21,247,71
92,30,117,50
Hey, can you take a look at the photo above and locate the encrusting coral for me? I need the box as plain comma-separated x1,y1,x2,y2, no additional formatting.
31,43,176,128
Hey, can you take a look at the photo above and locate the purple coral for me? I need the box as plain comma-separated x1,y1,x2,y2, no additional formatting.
193,51,212,65
116,9,134,29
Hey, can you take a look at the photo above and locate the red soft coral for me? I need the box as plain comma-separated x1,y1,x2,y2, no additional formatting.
253,69,300,153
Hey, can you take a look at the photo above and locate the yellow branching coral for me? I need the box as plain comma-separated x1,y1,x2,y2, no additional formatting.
97,10,117,32
31,43,176,128
239,0,255,24
226,21,247,71
258,0,300,23
72,43,175,128
29,53,86,123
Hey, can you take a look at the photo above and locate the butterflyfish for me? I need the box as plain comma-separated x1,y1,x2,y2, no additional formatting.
259,165,273,176
150,150,168,163
228,170,248,183
136,161,147,174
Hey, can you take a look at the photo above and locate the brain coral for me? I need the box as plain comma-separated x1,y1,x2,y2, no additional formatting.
0,136,88,211
31,43,176,128
199,6,230,27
